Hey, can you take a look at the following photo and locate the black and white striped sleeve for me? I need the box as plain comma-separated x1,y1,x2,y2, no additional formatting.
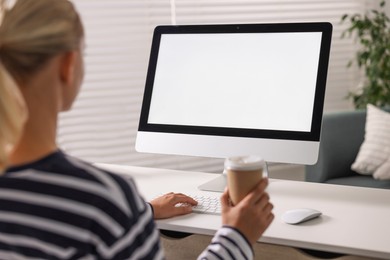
197,226,253,260
65,156,164,259
87,173,164,260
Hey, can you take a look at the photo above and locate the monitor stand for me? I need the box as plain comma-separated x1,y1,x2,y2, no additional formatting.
198,163,269,193
198,173,227,192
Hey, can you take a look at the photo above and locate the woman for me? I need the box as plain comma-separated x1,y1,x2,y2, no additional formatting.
0,0,274,259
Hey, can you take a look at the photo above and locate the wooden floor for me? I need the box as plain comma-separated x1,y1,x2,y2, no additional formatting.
160,233,380,260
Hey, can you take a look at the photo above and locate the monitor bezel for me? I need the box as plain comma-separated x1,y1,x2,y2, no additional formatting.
138,22,332,142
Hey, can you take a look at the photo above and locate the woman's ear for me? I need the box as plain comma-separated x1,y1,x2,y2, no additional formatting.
59,51,76,86
58,51,81,111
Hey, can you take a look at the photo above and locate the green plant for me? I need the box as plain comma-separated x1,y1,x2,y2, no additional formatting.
341,0,390,109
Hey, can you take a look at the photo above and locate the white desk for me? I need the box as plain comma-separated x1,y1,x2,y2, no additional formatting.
97,164,390,259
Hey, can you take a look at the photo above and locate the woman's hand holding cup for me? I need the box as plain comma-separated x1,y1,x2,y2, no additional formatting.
221,156,274,244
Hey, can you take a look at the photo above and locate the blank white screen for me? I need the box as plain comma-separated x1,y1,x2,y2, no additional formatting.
148,32,322,132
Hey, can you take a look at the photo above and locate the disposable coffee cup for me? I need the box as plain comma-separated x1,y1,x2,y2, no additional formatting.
225,155,267,206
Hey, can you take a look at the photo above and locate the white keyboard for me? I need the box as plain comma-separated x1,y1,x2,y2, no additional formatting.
187,194,222,215
156,193,222,215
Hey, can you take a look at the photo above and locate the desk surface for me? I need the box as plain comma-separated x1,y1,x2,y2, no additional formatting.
97,164,390,259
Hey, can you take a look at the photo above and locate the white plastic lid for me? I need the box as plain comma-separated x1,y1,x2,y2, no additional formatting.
224,155,264,171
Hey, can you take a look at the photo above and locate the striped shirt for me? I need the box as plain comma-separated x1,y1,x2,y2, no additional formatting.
1,151,253,260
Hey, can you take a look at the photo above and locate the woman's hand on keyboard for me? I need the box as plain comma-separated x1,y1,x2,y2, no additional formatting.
221,178,274,245
150,192,198,219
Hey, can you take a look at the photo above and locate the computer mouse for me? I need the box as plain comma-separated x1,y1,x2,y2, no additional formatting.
282,208,322,225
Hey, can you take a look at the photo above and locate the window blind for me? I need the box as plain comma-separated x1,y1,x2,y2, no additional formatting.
59,0,378,173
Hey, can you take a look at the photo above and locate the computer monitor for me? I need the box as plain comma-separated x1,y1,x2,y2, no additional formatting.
136,23,332,191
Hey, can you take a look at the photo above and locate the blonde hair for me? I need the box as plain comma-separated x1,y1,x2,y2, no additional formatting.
0,0,84,171
0,64,26,171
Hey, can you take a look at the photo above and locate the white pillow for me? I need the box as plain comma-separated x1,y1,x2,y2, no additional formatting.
351,104,390,179
374,158,390,180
